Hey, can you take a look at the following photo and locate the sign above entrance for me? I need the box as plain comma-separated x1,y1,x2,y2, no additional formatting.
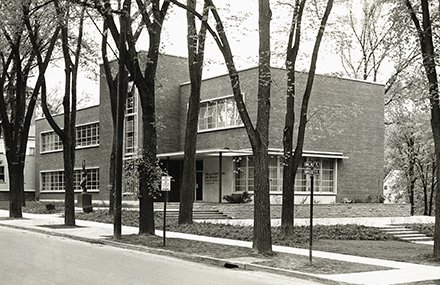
161,176,171,191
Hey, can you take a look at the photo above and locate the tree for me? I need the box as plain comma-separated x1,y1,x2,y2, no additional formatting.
178,0,209,224
101,18,117,215
334,0,396,81
1,0,59,217
30,1,86,226
168,0,273,253
83,0,170,235
405,0,440,257
281,0,334,234
387,102,421,215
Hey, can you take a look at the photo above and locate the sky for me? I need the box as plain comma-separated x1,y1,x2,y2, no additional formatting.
45,0,393,108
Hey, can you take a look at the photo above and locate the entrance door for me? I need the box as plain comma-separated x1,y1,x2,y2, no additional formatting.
196,171,203,201
195,160,203,201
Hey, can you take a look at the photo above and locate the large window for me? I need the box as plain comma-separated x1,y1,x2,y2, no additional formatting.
41,168,99,192
124,83,137,156
41,122,100,153
294,158,335,192
234,156,335,193
76,123,100,148
198,96,241,131
234,156,282,192
41,132,63,152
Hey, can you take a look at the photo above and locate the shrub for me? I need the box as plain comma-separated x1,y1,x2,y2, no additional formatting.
223,191,252,203
45,204,56,212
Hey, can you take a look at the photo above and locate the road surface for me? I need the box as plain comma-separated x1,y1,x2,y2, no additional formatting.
0,226,326,285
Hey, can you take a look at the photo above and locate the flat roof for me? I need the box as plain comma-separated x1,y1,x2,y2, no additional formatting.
180,66,384,87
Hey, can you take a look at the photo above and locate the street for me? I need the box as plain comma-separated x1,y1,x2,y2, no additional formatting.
0,226,326,285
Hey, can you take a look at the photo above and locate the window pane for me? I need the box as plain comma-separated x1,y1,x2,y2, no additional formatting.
197,97,242,131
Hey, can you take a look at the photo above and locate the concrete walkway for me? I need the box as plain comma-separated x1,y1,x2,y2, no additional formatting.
0,210,439,285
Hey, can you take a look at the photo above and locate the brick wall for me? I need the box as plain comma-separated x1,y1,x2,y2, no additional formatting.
35,106,104,199
36,54,190,201
179,67,384,201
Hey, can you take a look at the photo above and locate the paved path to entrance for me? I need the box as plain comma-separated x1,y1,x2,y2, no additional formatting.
0,210,439,285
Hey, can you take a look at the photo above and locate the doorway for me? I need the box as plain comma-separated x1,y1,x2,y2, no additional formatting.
196,160,203,201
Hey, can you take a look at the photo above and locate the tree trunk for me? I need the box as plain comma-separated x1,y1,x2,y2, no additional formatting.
423,182,429,215
8,160,24,218
179,85,200,223
281,0,333,234
252,145,272,254
429,160,436,216
109,139,116,215
281,63,296,234
63,144,75,226
179,0,207,224
138,86,156,235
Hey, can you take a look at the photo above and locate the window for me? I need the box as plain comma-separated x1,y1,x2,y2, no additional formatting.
76,123,99,148
0,166,5,183
41,168,100,192
124,83,137,156
41,123,100,153
234,156,254,192
41,132,63,152
295,158,335,192
198,97,241,131
234,156,335,193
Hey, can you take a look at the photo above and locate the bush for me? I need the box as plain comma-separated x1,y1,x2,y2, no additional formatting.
223,191,252,203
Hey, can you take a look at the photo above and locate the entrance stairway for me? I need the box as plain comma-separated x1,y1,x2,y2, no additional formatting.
377,225,433,244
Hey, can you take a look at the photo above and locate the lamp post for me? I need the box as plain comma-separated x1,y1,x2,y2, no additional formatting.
304,160,320,264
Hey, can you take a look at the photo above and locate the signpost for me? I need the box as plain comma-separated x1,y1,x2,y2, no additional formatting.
161,175,171,246
304,160,320,264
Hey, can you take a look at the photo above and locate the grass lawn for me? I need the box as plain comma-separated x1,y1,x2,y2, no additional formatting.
5,204,440,270
118,234,390,274
310,240,437,264
0,201,64,214
75,209,440,266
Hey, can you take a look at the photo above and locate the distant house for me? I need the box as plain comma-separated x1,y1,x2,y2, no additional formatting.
34,54,385,204
383,170,406,204
0,126,36,200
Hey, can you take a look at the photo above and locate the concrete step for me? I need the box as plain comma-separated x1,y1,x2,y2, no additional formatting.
157,209,231,219
394,233,427,238
400,236,433,241
378,227,408,231
387,230,420,234
374,225,433,243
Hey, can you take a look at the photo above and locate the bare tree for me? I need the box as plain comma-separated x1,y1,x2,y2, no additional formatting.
168,0,273,253
1,0,59,217
281,0,334,234
179,0,209,224
406,0,440,258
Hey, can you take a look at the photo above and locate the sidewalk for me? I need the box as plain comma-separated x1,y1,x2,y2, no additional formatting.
0,210,439,285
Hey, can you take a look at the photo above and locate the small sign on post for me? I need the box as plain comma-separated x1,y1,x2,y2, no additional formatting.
161,175,172,247
304,160,320,264
161,176,171,192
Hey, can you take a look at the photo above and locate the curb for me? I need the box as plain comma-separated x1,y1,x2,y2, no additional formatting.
0,222,348,285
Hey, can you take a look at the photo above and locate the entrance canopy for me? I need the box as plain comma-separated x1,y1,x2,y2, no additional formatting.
158,148,348,160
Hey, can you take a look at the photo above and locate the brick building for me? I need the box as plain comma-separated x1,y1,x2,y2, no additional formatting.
34,54,384,204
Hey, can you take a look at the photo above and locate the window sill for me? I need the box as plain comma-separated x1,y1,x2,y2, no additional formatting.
40,144,99,155
243,191,336,196
40,190,100,194
198,125,244,134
